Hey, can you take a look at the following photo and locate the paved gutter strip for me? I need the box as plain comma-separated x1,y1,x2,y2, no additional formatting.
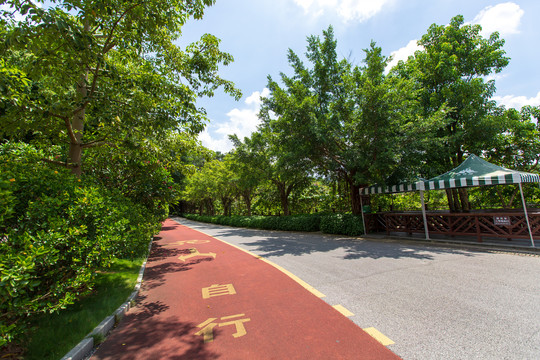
60,239,152,360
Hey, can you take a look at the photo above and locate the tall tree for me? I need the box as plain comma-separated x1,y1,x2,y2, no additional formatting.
398,15,509,211
261,28,432,214
0,0,240,175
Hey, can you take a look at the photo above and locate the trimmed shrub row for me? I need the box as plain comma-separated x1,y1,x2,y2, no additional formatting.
182,213,364,236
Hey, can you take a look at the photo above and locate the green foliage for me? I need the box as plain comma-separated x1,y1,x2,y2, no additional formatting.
0,142,157,347
259,27,434,214
397,14,510,177
229,129,312,216
184,213,322,232
320,214,364,236
84,144,178,221
184,212,366,236
0,0,240,173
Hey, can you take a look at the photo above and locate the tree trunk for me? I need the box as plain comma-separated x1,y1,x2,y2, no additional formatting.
68,20,90,176
277,183,290,216
68,79,86,176
458,188,470,212
205,199,214,215
446,189,456,212
452,189,461,212
221,197,232,216
350,183,362,215
242,190,252,216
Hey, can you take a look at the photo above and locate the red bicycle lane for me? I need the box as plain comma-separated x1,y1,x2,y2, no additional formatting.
91,219,400,359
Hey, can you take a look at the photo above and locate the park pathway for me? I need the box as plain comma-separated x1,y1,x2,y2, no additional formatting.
91,219,399,359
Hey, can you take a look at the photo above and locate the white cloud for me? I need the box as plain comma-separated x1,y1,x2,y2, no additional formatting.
199,88,270,153
293,0,392,23
386,39,422,72
198,129,231,154
472,2,524,37
493,91,540,110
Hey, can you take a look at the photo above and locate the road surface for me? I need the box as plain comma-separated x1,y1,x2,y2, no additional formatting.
174,217,540,359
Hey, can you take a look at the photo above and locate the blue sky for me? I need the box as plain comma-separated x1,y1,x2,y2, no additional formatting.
179,0,540,153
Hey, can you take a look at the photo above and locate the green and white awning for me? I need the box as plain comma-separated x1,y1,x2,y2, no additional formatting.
360,181,425,195
424,154,540,191
360,154,540,195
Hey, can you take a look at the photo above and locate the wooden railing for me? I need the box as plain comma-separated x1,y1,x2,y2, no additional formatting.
365,210,540,242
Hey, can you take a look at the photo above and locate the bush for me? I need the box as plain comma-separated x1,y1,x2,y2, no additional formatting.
0,142,159,347
183,213,365,236
183,214,322,232
320,214,364,236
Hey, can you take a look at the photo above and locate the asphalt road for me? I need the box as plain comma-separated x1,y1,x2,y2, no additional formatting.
173,217,540,360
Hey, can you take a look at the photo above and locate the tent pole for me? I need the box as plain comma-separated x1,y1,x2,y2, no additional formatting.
420,190,430,240
518,182,535,248
360,194,367,236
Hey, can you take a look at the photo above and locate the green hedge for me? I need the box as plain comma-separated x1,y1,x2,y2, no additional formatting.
183,214,321,232
320,214,365,236
0,142,161,347
182,213,364,236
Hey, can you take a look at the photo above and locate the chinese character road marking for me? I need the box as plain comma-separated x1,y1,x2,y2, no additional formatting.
163,240,210,247
178,248,216,262
195,317,218,343
195,314,251,343
202,284,237,299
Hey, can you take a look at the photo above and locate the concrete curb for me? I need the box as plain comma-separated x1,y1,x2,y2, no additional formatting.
60,239,152,360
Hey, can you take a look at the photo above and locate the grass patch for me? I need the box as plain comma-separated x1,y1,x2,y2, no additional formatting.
23,258,144,360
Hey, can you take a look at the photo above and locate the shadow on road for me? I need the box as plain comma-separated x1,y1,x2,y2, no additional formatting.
143,243,215,290
92,301,221,360
175,218,479,261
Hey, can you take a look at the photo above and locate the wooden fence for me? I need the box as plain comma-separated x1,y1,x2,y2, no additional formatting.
365,210,540,243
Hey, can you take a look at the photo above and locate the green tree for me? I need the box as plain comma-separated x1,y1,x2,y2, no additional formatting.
398,15,510,211
228,148,261,216
485,105,540,170
209,157,237,216
230,128,311,216
0,0,240,175
182,156,237,216
261,28,431,214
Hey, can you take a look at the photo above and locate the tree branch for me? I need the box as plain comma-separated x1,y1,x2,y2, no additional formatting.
102,2,143,55
81,140,115,149
41,158,79,169
53,114,78,144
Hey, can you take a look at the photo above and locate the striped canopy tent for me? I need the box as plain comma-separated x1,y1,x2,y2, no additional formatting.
360,180,426,195
424,154,540,190
359,154,539,247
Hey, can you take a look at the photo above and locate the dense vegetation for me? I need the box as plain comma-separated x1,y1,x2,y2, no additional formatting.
180,18,540,218
0,0,238,351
